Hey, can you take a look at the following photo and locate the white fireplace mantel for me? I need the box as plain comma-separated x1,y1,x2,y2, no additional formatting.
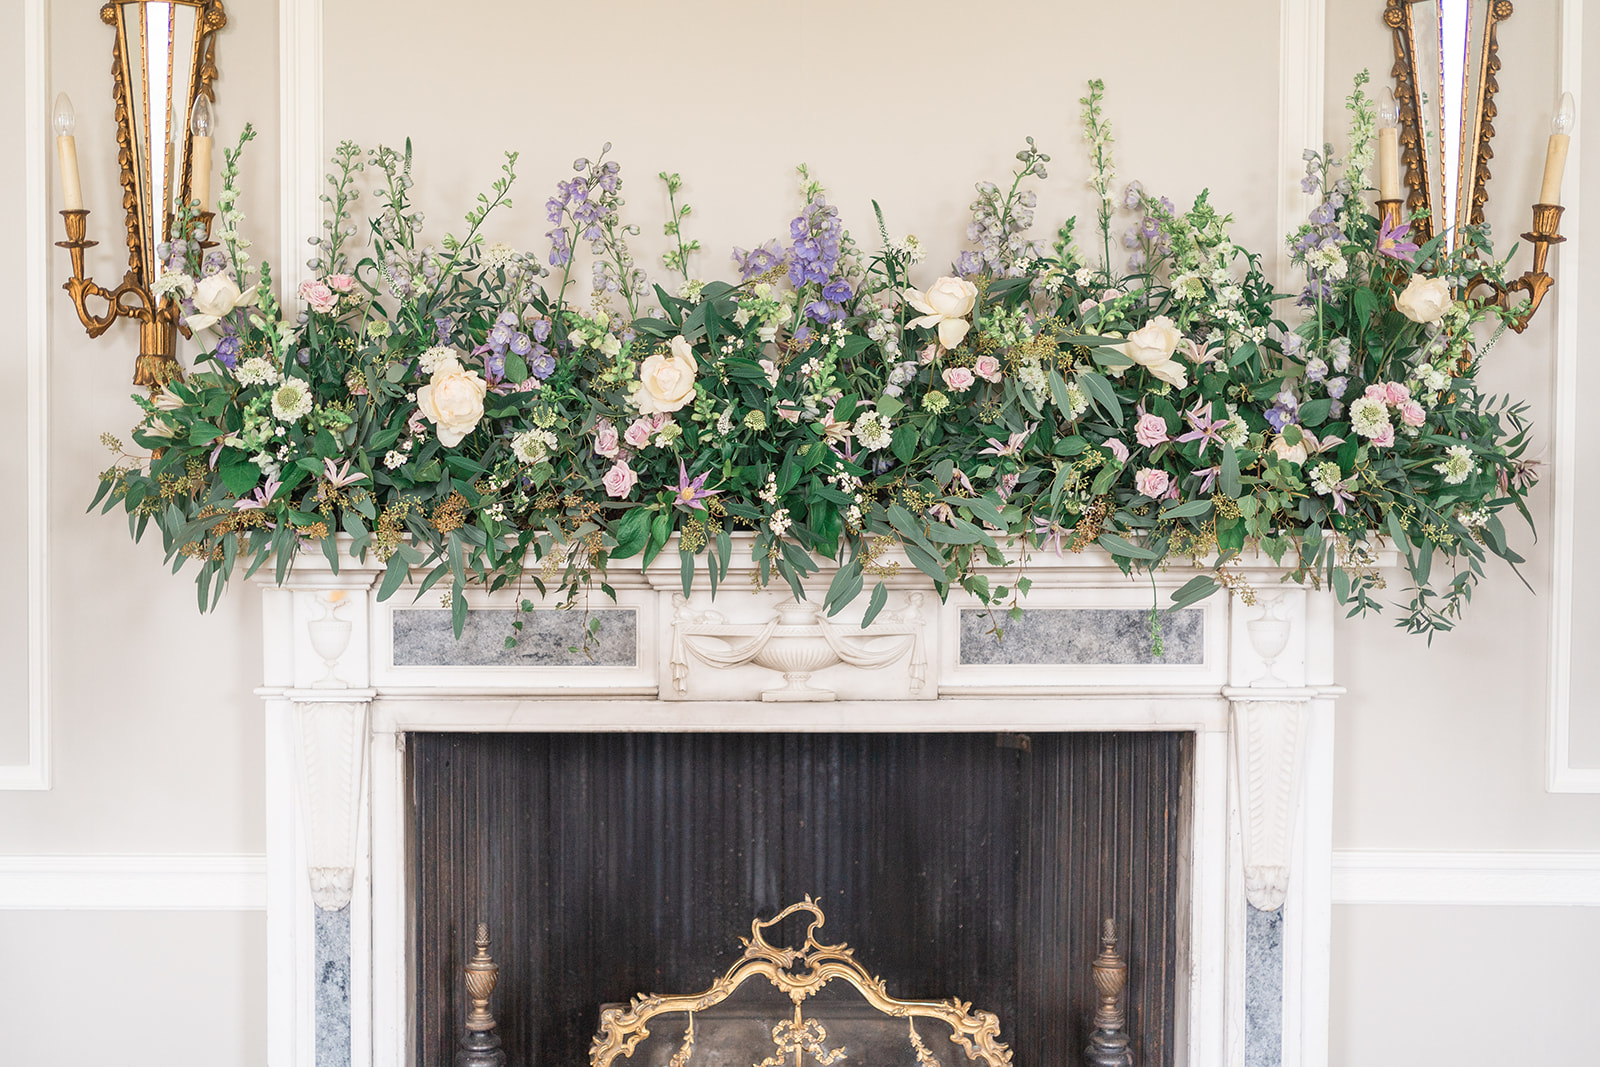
257,539,1363,1067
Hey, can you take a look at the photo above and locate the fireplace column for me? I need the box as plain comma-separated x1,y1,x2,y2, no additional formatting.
259,562,381,1067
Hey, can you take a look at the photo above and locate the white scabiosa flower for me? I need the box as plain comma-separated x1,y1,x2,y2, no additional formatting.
852,412,893,452
511,429,557,466
1349,396,1391,440
1309,462,1344,496
1434,444,1477,485
270,379,314,421
480,242,516,270
235,356,281,387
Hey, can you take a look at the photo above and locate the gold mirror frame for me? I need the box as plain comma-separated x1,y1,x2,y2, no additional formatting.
101,0,225,286
1385,0,1514,245
589,898,1014,1067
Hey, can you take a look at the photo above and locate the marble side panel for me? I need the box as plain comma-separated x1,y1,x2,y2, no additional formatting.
958,608,1204,665
315,905,351,1067
393,608,637,667
1244,905,1284,1067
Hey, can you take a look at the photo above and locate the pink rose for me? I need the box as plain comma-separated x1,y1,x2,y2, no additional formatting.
327,273,356,293
1134,467,1171,498
1384,381,1412,407
602,459,639,499
1398,400,1426,428
973,355,1003,383
1370,423,1396,448
1364,383,1388,402
624,417,654,449
1104,438,1130,464
943,366,976,392
918,343,939,365
594,420,620,458
1135,412,1169,447
299,279,337,313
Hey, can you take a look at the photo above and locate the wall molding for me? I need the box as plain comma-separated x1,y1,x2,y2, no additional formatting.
1547,0,1598,793
1333,850,1600,907
1276,0,1326,287
0,854,267,910
3,849,1594,911
1,0,53,791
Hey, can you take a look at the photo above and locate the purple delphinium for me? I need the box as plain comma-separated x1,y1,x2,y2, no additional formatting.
731,239,786,281
213,332,241,370
527,349,556,380
1264,390,1300,432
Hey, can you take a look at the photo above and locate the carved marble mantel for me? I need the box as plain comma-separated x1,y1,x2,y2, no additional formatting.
256,535,1371,1067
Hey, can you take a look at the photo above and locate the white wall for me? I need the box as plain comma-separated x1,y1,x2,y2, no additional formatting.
1,1,1597,1065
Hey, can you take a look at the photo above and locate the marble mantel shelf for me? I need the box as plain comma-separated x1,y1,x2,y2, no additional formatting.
256,534,1391,1067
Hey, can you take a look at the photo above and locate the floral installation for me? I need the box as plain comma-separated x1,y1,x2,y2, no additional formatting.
94,75,1535,642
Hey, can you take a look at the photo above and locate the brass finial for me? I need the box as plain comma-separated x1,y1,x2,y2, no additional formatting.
456,923,507,1067
465,923,500,1032
1085,920,1133,1067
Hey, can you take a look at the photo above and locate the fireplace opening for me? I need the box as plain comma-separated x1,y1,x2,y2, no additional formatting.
408,731,1191,1067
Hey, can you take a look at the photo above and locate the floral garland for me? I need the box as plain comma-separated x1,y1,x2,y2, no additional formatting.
97,76,1536,640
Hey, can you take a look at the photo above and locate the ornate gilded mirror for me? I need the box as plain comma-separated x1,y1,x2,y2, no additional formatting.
1385,0,1513,245
100,0,225,286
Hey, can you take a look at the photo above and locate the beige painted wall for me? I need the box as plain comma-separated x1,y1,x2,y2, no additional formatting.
0,2,1596,1066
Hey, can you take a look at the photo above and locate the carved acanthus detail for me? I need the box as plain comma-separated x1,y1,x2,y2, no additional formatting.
1230,697,1307,911
293,699,370,910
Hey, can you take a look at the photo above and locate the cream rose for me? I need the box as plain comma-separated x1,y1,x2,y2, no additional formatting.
633,336,699,414
1395,274,1453,324
1117,315,1188,389
416,360,487,447
187,273,258,331
905,276,979,349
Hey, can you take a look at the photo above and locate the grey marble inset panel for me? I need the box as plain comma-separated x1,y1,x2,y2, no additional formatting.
958,607,1204,665
315,905,352,1067
1244,905,1284,1067
393,608,637,667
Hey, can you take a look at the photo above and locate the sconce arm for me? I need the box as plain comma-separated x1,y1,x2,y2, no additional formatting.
1463,203,1564,335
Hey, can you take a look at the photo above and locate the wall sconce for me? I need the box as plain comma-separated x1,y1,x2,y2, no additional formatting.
55,0,227,389
1383,0,1576,333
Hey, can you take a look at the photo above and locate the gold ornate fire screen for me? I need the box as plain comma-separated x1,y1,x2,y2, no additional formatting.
588,898,1014,1067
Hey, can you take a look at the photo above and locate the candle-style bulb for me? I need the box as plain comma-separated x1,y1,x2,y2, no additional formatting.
189,95,213,139
1553,91,1577,136
52,93,75,137
1378,87,1399,130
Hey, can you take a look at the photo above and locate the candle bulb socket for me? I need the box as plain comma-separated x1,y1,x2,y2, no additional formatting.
52,92,75,137
1377,87,1399,130
1553,91,1577,136
190,95,213,139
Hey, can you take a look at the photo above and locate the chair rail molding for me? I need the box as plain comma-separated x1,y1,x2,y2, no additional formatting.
1,0,53,791
1547,0,1599,793
1332,850,1600,906
0,854,267,909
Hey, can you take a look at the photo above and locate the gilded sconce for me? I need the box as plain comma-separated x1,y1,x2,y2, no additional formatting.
54,0,227,388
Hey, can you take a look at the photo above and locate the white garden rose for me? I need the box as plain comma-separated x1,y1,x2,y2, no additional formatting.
904,276,979,349
1121,315,1182,367
187,273,258,331
1113,315,1188,388
416,362,487,447
1395,273,1453,324
633,335,699,414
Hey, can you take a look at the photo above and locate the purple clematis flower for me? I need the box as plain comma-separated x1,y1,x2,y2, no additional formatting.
1376,215,1420,262
1175,402,1231,458
672,460,721,513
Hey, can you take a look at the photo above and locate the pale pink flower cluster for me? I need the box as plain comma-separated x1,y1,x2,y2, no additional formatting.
602,459,638,499
1134,412,1169,448
624,412,671,449
1134,468,1170,498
